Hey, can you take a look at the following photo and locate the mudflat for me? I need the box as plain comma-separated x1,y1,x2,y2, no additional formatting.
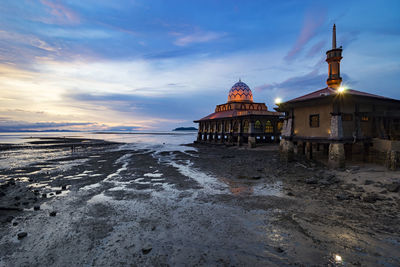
0,141,399,266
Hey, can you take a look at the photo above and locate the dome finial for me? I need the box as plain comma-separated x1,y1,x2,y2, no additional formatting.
239,77,241,82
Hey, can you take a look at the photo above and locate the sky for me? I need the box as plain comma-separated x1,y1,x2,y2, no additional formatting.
0,0,399,131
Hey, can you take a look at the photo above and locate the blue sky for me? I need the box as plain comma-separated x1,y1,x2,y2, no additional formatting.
0,0,399,131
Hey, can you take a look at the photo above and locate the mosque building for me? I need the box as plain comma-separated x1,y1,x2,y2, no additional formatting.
277,25,400,169
194,80,282,147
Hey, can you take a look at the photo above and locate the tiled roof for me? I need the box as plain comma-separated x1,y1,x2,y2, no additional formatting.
195,110,281,121
286,87,397,103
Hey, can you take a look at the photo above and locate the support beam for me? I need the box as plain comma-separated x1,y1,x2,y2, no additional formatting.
280,139,294,162
328,143,345,169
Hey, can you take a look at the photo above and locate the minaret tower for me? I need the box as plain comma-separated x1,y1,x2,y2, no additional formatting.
326,24,343,89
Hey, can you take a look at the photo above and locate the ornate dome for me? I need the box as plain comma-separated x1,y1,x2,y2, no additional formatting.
228,80,253,103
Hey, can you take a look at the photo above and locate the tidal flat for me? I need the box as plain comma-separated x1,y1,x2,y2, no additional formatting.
0,139,399,266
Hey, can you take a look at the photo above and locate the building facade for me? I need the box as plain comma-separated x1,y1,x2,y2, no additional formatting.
194,80,282,147
277,25,400,169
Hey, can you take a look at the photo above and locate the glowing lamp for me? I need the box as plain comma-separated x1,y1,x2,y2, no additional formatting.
335,255,342,262
337,86,346,93
274,98,282,105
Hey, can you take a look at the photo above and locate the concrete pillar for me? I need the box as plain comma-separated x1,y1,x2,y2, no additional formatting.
280,139,294,162
248,122,256,148
328,143,345,169
220,122,225,143
228,121,233,143
296,142,304,155
305,142,312,160
312,143,319,157
386,150,399,171
237,121,242,146
330,114,343,139
281,118,293,138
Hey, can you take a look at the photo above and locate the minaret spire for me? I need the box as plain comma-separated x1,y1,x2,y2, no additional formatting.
326,24,343,89
332,24,336,49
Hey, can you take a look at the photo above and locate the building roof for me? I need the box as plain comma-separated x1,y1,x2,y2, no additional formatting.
228,80,253,103
194,109,281,122
286,87,398,103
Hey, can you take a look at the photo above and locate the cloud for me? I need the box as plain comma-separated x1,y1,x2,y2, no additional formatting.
284,9,326,62
43,28,112,39
255,69,325,93
255,69,354,102
173,31,226,46
0,30,57,53
0,120,93,132
306,40,326,58
40,0,80,25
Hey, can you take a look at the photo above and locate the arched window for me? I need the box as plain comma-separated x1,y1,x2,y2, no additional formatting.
243,120,249,133
277,122,283,132
255,120,262,130
225,121,230,132
233,121,239,132
265,120,273,133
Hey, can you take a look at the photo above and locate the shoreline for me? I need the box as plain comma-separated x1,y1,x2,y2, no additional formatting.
0,141,399,266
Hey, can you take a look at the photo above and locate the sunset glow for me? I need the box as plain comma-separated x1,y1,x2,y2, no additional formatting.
0,0,399,131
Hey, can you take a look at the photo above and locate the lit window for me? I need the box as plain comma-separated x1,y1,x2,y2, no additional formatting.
361,116,369,122
342,114,353,121
265,120,273,133
310,114,320,128
277,122,283,132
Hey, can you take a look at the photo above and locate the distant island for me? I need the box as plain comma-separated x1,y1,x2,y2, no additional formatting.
173,127,198,131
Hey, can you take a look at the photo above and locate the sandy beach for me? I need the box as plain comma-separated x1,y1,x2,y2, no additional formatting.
0,137,399,266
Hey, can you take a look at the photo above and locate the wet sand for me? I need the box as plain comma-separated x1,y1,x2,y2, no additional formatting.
0,140,399,266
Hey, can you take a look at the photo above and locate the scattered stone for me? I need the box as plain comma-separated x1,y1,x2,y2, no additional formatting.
142,246,152,255
55,190,62,195
287,191,294,196
364,180,374,185
17,232,27,239
5,216,14,223
386,183,400,193
33,205,40,211
336,192,352,201
354,187,365,193
49,193,54,196
318,179,332,185
61,185,67,190
305,177,318,184
49,211,57,217
363,194,382,203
